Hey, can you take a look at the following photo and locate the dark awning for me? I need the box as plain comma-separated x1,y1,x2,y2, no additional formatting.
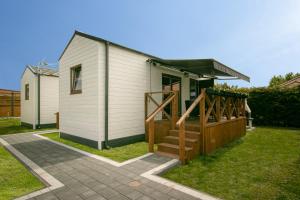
149,58,250,82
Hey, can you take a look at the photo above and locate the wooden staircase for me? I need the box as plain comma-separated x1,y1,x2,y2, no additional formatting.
157,124,201,160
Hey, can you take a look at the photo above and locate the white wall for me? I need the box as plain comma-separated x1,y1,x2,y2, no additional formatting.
40,76,59,124
59,33,194,144
108,45,150,140
108,45,191,140
59,35,105,143
21,68,36,126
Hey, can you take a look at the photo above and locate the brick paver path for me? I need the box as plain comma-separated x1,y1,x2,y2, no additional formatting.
1,133,201,200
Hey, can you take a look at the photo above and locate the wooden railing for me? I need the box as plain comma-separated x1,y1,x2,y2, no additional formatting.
176,89,247,164
176,89,205,164
145,91,178,152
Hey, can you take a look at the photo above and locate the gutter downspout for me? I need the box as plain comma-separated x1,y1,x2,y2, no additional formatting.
37,73,41,129
104,41,110,149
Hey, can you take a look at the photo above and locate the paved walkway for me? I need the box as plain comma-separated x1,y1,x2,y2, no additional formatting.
1,133,203,200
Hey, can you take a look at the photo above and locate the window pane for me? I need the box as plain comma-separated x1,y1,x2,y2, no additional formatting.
25,84,29,100
71,65,82,94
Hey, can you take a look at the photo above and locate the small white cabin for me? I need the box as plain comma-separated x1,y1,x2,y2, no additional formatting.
21,66,59,129
59,31,249,150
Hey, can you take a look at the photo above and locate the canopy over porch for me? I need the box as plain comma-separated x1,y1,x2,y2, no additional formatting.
148,58,250,82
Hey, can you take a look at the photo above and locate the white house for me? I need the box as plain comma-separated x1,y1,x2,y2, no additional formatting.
21,66,59,129
59,31,250,149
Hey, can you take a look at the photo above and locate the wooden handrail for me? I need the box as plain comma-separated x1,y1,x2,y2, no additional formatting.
176,89,206,164
146,94,171,121
146,92,175,123
176,91,205,126
145,91,178,153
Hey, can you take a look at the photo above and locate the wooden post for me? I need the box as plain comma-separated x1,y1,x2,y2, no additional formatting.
171,92,178,129
148,118,154,152
178,121,186,164
144,93,148,139
11,92,14,117
56,112,59,129
200,89,206,154
216,96,221,122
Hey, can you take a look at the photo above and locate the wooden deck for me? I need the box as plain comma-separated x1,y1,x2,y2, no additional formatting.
145,89,247,164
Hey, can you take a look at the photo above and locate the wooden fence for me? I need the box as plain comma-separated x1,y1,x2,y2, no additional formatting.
0,89,20,117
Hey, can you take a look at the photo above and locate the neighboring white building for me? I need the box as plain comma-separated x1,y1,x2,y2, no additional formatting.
21,66,59,129
59,31,249,149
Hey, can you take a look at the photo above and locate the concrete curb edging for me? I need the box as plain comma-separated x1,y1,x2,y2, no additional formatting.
141,159,221,200
34,133,153,167
1,129,59,137
0,137,64,200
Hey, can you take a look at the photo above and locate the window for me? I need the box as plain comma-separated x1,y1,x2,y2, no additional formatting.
70,65,82,94
190,79,198,100
25,84,29,100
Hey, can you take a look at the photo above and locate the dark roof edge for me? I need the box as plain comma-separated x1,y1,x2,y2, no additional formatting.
59,30,160,60
21,66,35,79
149,58,250,82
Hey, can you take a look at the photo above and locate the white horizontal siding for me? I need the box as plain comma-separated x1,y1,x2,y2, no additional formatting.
40,76,59,124
59,35,104,143
21,68,36,126
108,45,150,140
108,45,192,141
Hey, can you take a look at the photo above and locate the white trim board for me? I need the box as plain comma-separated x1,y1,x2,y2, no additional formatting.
0,137,64,200
141,159,221,200
34,133,153,167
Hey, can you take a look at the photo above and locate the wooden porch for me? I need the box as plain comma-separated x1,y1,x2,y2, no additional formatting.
145,89,247,164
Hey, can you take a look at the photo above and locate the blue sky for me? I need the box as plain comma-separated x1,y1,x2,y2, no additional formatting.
1,0,300,90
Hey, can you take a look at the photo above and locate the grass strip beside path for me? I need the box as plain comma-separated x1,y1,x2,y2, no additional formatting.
0,118,54,135
0,145,44,200
163,127,300,200
43,132,153,162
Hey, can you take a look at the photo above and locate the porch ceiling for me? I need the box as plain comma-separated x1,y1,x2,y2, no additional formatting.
149,58,250,82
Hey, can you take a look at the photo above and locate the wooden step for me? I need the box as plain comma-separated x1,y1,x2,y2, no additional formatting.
155,151,179,159
185,124,200,132
163,135,197,147
169,129,201,139
157,143,192,159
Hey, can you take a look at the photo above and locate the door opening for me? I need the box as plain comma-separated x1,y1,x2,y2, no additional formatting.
162,74,181,118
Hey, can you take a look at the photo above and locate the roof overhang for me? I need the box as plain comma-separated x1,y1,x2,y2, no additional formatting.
149,58,250,82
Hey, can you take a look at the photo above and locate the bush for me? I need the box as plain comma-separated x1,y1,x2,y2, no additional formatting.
247,87,300,127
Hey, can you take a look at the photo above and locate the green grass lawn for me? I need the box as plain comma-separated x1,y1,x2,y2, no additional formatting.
0,145,44,200
163,127,300,200
43,132,154,162
0,118,54,135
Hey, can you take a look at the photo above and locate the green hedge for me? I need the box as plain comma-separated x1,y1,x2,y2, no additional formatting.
247,87,300,127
